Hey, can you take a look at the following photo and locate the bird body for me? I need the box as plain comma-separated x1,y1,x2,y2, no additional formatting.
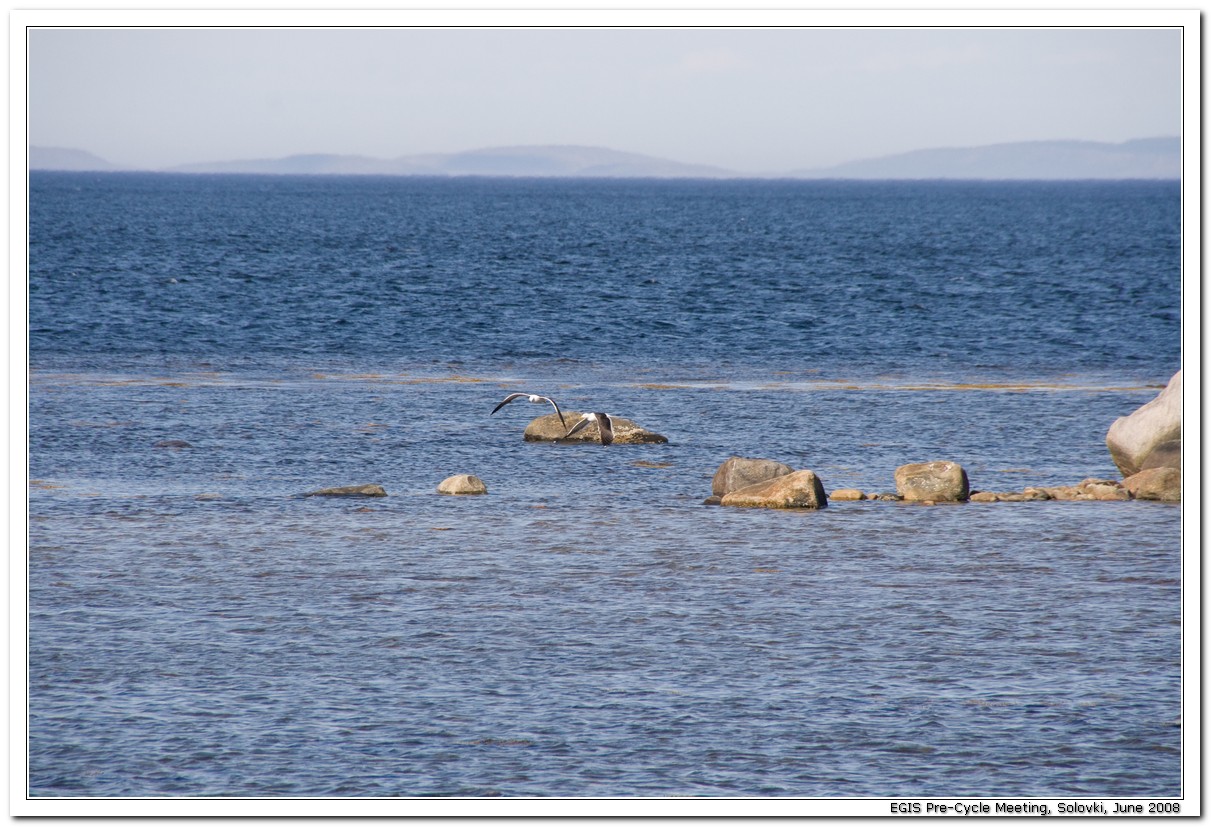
491,392,567,432
566,412,614,446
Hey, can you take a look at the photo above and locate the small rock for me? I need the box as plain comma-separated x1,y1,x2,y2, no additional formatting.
720,469,828,509
306,484,387,498
1022,487,1053,500
1123,467,1181,502
871,492,904,501
154,439,192,449
437,474,488,495
711,457,794,497
970,491,999,503
894,461,970,503
1082,482,1130,501
829,488,866,501
702,495,723,506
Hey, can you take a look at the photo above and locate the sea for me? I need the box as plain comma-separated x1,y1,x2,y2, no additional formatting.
26,172,1185,802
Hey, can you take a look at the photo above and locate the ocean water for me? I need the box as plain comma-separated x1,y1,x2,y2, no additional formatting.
27,173,1183,799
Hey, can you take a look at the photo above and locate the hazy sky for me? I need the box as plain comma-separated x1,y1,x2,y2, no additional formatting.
27,24,1183,173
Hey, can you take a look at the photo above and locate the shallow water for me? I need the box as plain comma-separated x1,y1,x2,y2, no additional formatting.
27,174,1182,798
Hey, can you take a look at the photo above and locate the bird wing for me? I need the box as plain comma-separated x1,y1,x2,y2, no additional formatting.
597,413,614,445
542,397,568,432
565,415,593,438
491,393,527,415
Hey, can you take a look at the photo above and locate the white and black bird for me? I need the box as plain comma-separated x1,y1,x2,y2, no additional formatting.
491,392,567,432
566,412,614,446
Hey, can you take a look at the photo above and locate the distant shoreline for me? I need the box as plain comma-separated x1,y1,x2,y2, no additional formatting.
30,137,1181,181
27,169,1181,184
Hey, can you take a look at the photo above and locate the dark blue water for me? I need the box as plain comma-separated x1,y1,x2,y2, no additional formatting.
27,173,1183,799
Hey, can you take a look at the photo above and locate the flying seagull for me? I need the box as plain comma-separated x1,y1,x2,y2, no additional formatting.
491,392,567,432
566,412,614,446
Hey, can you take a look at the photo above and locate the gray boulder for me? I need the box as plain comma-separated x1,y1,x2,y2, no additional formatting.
306,484,387,497
523,412,669,444
437,474,488,495
720,470,828,509
1107,371,1181,477
894,461,970,502
711,456,794,497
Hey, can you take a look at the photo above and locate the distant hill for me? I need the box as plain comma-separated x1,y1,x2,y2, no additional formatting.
30,138,1182,180
29,146,125,171
791,137,1180,180
167,145,739,179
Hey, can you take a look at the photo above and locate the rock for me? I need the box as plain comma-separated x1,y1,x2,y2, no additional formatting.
894,461,970,503
970,491,999,502
306,484,387,498
829,488,866,501
1023,487,1053,500
711,456,795,497
1044,486,1084,501
702,495,723,506
1123,467,1181,502
1141,440,1182,471
1107,371,1181,477
154,439,192,449
437,474,488,495
524,412,669,444
1077,478,1130,501
720,470,828,509
871,492,904,501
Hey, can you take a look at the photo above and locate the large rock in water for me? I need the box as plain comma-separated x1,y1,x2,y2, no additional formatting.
720,470,828,509
1107,371,1182,477
523,412,669,444
894,461,970,502
711,456,794,496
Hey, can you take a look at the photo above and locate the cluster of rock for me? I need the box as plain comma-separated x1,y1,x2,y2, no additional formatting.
702,457,963,508
706,457,1179,509
699,370,1181,509
302,371,1181,508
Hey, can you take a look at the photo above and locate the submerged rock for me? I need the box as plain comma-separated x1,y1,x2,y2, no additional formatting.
306,484,387,498
154,439,193,449
711,456,794,497
437,474,488,495
894,461,970,503
524,412,668,444
720,470,828,509
1106,371,1181,477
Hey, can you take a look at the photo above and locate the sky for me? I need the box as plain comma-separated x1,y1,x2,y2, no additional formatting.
25,21,1185,174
